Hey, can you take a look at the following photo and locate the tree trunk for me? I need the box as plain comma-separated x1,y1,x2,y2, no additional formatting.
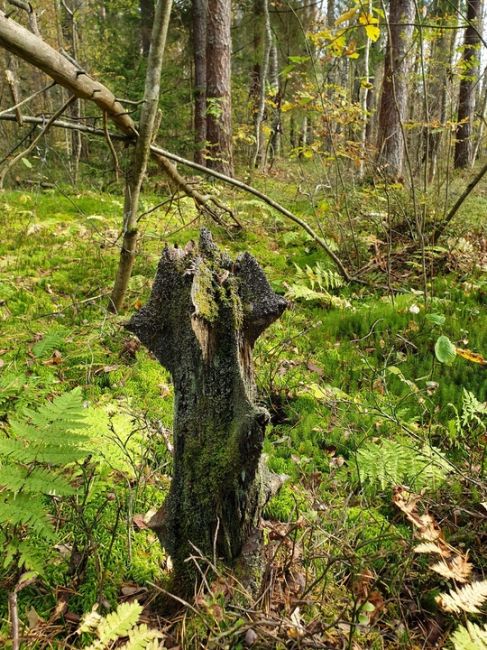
61,0,82,183
252,0,272,169
424,0,457,182
140,0,155,56
206,0,233,176
267,38,282,165
454,0,481,169
109,0,173,313
192,0,207,164
359,0,372,179
376,0,414,179
126,229,286,588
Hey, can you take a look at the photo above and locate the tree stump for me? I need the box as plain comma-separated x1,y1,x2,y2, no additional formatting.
126,229,287,588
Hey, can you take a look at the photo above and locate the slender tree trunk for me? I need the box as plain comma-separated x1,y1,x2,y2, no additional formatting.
206,0,233,176
109,0,173,313
192,0,207,164
376,0,414,179
126,229,287,590
359,0,372,179
267,39,282,165
252,0,271,169
140,0,155,56
454,0,481,169
61,1,82,183
424,0,457,182
472,68,487,162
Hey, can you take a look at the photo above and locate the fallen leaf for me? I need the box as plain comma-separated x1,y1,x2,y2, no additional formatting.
132,514,148,530
455,347,487,365
306,361,324,376
431,556,473,583
26,606,43,629
43,350,63,365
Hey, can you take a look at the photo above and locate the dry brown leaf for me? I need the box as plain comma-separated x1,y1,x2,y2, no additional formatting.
436,580,487,613
413,542,449,556
430,556,473,583
417,514,441,541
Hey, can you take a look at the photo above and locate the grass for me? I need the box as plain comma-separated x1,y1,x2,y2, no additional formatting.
0,178,486,648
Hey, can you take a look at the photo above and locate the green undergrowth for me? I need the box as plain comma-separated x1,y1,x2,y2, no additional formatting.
0,185,486,648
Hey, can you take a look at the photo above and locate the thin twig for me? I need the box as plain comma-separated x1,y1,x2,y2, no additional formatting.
0,95,76,187
103,110,120,181
0,81,56,118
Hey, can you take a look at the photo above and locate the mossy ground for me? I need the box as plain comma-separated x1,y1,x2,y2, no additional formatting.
0,173,486,648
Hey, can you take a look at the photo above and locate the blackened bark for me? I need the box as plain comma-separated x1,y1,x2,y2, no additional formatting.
454,0,481,169
376,0,414,179
192,0,207,164
206,0,234,176
140,0,155,57
126,229,286,588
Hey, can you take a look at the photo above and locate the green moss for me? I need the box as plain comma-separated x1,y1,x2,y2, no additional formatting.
264,483,308,521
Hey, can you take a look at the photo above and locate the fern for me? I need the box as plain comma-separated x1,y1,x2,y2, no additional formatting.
436,580,487,614
0,388,90,573
79,602,163,650
450,622,487,650
32,326,68,358
353,439,450,491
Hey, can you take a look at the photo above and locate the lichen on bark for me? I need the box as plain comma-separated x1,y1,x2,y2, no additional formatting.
126,229,286,588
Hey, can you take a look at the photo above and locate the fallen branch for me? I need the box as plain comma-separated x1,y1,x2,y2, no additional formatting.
0,11,356,283
0,111,356,282
0,81,56,118
432,160,487,242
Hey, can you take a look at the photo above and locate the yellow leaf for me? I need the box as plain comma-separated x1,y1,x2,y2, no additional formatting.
365,24,381,42
455,347,487,365
335,7,357,25
359,12,379,26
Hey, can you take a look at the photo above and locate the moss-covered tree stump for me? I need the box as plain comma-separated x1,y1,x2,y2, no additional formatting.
126,229,286,588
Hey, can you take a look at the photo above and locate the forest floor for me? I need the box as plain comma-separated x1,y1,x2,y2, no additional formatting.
0,173,486,649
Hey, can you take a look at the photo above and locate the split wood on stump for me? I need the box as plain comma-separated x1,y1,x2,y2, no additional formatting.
126,229,287,590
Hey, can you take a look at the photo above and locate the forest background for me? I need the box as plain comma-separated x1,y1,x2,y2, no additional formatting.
0,0,486,648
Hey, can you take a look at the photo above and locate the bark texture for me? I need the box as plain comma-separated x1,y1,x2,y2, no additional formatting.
192,0,207,164
0,10,135,136
206,0,233,176
454,0,481,169
109,0,173,313
126,229,286,586
376,0,414,179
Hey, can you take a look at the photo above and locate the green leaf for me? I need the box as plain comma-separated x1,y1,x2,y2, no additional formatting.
21,157,33,169
426,313,446,326
435,336,456,365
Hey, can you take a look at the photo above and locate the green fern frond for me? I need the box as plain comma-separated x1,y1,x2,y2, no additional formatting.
354,439,450,491
0,388,90,571
0,493,54,538
81,602,144,650
119,624,163,650
0,465,74,496
0,439,87,465
32,327,68,358
450,621,487,650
